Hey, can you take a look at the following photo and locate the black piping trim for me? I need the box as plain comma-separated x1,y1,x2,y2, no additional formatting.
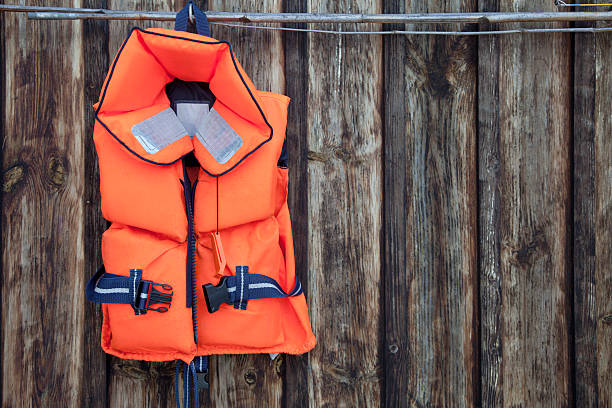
94,27,274,177
94,116,186,166
95,26,131,117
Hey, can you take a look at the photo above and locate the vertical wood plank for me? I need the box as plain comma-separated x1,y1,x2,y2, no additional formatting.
382,4,409,406
574,22,612,408
82,0,110,405
479,0,573,405
573,22,597,408
478,0,502,405
207,1,285,406
282,0,311,405
0,4,5,404
108,0,180,60
108,360,176,408
1,0,86,405
105,1,184,406
593,29,612,408
306,0,383,406
210,355,284,407
208,0,284,94
384,1,479,406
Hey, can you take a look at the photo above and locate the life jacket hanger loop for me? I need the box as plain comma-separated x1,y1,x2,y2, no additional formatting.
174,1,210,37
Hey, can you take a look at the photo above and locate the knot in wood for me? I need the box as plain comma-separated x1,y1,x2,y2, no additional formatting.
244,369,257,385
273,354,284,376
47,156,66,187
3,164,26,193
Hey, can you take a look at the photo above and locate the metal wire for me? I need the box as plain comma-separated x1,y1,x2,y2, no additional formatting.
211,21,612,35
555,0,612,6
1,5,611,36
2,6,611,23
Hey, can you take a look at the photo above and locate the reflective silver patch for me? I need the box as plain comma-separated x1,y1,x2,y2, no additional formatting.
131,108,188,154
195,108,243,164
177,102,209,137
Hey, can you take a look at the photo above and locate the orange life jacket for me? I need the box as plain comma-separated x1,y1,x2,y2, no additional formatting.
86,3,315,402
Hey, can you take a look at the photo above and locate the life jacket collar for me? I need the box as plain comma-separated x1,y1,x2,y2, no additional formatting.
95,27,273,176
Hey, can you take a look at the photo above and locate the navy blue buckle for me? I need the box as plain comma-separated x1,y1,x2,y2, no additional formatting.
134,281,173,314
203,277,230,313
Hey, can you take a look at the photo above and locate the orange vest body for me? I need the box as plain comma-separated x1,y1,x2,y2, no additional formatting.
91,27,316,363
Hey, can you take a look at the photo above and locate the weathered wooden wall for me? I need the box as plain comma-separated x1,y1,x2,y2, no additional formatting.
1,0,610,406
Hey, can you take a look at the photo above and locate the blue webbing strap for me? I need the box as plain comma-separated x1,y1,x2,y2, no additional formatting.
234,266,249,310
227,267,303,308
203,266,303,313
86,266,173,315
175,1,210,37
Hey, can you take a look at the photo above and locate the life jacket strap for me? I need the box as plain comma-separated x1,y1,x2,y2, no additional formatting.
194,356,209,389
86,266,173,315
175,356,207,408
203,266,304,313
174,1,210,37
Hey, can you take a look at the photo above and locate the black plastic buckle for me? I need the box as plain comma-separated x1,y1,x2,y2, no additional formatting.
203,277,230,313
196,370,209,389
136,281,173,313
146,283,173,312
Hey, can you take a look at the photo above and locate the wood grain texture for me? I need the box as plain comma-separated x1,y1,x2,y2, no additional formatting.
593,29,612,408
0,8,4,405
381,10,409,407
479,0,573,406
478,1,503,406
108,0,180,61
207,0,285,406
208,0,284,94
384,0,478,406
282,0,311,405
572,26,612,408
306,0,383,406
108,360,176,408
2,1,611,406
82,0,110,405
573,22,597,408
210,354,283,407
1,0,86,405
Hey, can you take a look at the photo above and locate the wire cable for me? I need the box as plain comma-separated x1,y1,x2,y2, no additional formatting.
556,1,612,6
210,22,612,36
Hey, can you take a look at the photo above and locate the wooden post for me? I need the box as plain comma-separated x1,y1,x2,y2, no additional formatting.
305,0,383,405
283,0,312,404
1,0,87,405
82,0,110,405
574,18,612,406
593,31,612,407
573,16,597,408
477,4,503,407
384,0,478,406
479,0,573,405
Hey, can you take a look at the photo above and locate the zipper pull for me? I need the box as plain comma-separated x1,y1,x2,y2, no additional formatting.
210,232,227,277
